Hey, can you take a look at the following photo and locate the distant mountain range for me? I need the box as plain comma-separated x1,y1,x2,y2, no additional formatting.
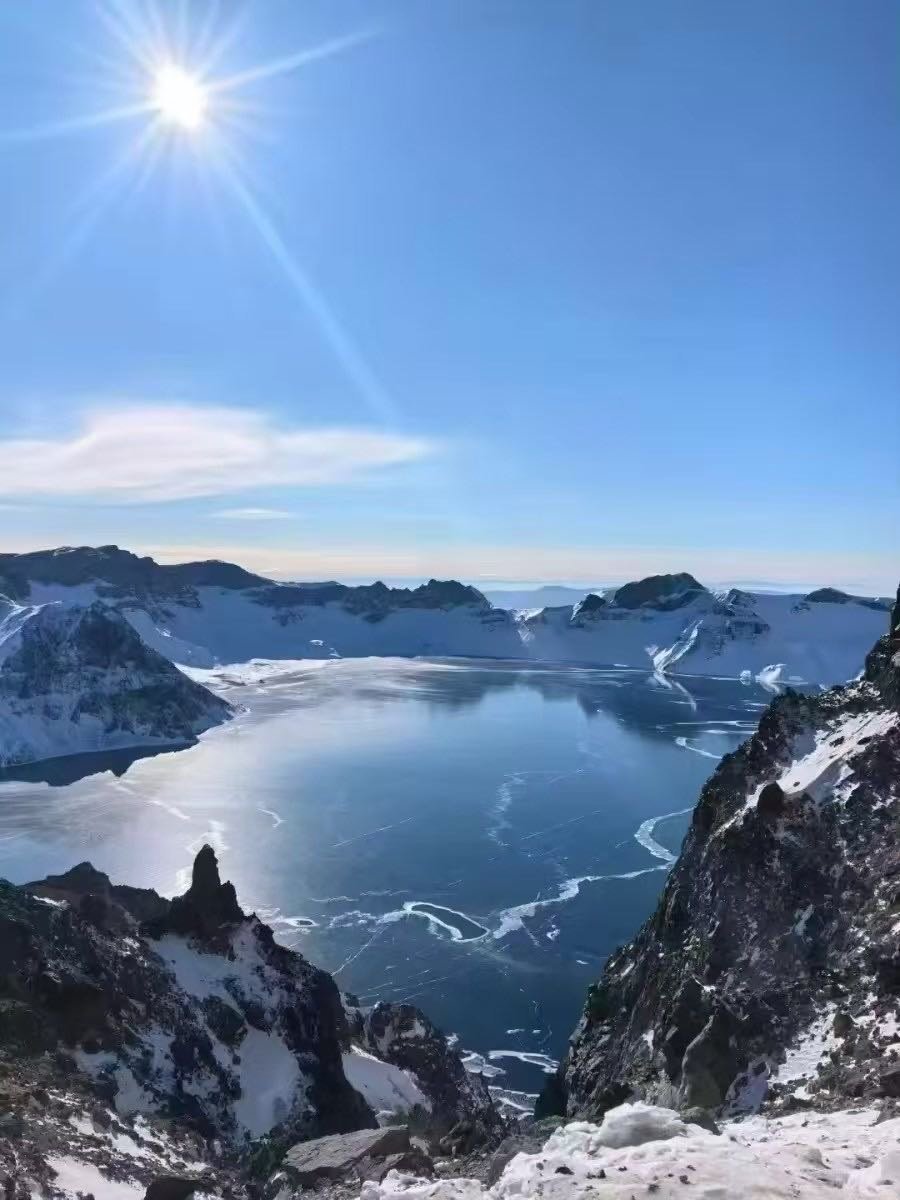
0,545,892,766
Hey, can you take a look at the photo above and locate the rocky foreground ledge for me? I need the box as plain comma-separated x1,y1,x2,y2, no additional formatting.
0,846,501,1200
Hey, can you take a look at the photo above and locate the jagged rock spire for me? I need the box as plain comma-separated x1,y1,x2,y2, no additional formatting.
151,844,244,937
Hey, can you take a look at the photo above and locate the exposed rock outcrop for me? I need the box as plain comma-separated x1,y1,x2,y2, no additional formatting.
542,585,900,1122
1,846,497,1175
0,544,267,602
611,572,707,611
149,843,244,937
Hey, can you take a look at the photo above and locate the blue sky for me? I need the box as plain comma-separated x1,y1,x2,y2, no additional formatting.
0,0,897,592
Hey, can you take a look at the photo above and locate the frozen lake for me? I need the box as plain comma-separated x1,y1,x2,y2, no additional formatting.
0,656,772,1109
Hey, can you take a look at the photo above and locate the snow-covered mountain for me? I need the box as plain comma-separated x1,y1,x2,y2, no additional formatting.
0,546,890,686
521,575,891,685
0,598,230,767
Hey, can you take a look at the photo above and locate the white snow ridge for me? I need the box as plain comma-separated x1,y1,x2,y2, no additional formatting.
363,1103,900,1199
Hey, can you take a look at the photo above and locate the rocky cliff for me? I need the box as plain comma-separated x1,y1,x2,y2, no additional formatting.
0,846,499,1198
542,586,900,1123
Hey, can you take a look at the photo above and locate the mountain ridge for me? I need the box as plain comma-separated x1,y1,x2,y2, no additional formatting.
0,545,888,687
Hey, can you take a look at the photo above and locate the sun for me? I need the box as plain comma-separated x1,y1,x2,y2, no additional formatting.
152,64,208,131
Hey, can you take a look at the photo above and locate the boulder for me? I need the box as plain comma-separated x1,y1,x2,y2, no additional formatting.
143,1177,203,1200
359,1148,434,1182
681,1106,720,1135
757,782,786,820
283,1126,410,1184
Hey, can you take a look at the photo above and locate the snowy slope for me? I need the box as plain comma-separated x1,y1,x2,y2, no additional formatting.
0,598,230,767
363,1102,900,1199
1,547,890,684
45,578,892,685
522,585,889,684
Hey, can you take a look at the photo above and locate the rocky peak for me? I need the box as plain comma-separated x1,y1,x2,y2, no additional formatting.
24,861,171,933
805,586,854,604
571,593,607,622
151,845,244,938
805,586,892,614
0,545,269,603
611,572,707,611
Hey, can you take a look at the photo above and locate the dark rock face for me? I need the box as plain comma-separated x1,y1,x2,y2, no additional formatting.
143,1176,204,1200
545,592,900,1122
806,587,854,604
251,577,489,616
361,1147,434,1182
149,844,244,937
805,587,892,612
571,593,607,623
756,781,786,820
0,545,268,602
611,573,706,611
24,861,170,930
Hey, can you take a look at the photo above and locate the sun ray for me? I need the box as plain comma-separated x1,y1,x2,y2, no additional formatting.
194,4,252,78
0,101,152,144
3,120,162,326
93,0,163,75
209,139,397,425
70,118,163,217
209,30,376,95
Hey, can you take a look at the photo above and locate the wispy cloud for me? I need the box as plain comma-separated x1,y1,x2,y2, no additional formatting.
0,404,436,503
211,507,293,520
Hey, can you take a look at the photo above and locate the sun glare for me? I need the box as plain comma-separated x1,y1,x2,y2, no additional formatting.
152,65,208,130
3,9,387,419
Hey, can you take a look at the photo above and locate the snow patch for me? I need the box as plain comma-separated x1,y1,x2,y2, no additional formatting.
342,1047,430,1120
363,1104,900,1199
